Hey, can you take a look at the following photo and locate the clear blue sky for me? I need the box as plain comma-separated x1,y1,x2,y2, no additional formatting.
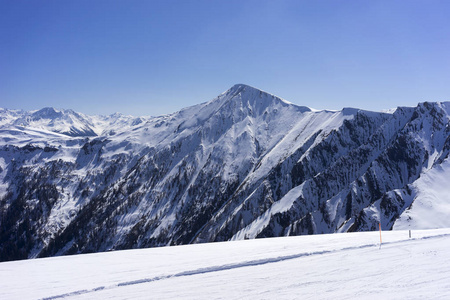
1,0,449,116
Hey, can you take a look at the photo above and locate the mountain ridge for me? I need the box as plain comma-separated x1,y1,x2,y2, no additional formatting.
1,85,450,262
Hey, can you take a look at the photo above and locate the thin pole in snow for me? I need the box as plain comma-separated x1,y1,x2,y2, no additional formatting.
409,230,411,239
379,223,382,249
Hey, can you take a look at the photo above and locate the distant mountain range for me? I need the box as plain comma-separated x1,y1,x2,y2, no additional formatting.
1,84,450,262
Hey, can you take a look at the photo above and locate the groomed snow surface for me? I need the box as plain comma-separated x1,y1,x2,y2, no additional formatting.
1,229,450,299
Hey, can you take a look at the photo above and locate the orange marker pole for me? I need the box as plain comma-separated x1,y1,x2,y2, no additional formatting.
379,223,382,249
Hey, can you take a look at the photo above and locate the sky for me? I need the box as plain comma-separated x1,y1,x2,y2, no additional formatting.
1,0,450,116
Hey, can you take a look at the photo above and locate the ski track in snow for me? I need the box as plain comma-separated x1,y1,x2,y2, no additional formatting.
40,232,450,300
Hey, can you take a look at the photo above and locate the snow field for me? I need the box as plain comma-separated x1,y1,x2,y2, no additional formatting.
394,159,450,230
1,228,450,299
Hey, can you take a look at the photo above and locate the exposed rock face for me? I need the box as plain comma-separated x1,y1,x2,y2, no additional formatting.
1,85,449,262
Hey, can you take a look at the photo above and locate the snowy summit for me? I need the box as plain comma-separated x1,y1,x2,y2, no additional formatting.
0,85,450,266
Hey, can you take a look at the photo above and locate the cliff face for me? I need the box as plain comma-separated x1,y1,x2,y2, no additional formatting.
1,85,449,261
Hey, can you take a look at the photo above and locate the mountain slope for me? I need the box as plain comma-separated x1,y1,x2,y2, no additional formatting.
0,84,449,262
0,107,150,138
2,229,450,300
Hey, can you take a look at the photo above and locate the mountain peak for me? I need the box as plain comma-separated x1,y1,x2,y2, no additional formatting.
228,83,256,93
226,83,271,97
32,107,62,119
219,84,311,114
230,83,249,90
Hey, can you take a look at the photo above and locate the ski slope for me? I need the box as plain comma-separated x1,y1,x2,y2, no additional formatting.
1,228,450,299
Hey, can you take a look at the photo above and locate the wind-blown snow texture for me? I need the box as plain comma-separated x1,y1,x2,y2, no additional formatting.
1,229,450,299
1,84,450,261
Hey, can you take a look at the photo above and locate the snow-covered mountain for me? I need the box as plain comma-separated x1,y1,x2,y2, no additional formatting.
1,84,450,262
0,107,150,137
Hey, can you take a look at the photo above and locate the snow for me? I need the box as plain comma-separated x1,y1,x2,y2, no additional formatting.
1,228,450,300
3,90,450,292
394,159,450,230
0,107,153,139
232,184,305,240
